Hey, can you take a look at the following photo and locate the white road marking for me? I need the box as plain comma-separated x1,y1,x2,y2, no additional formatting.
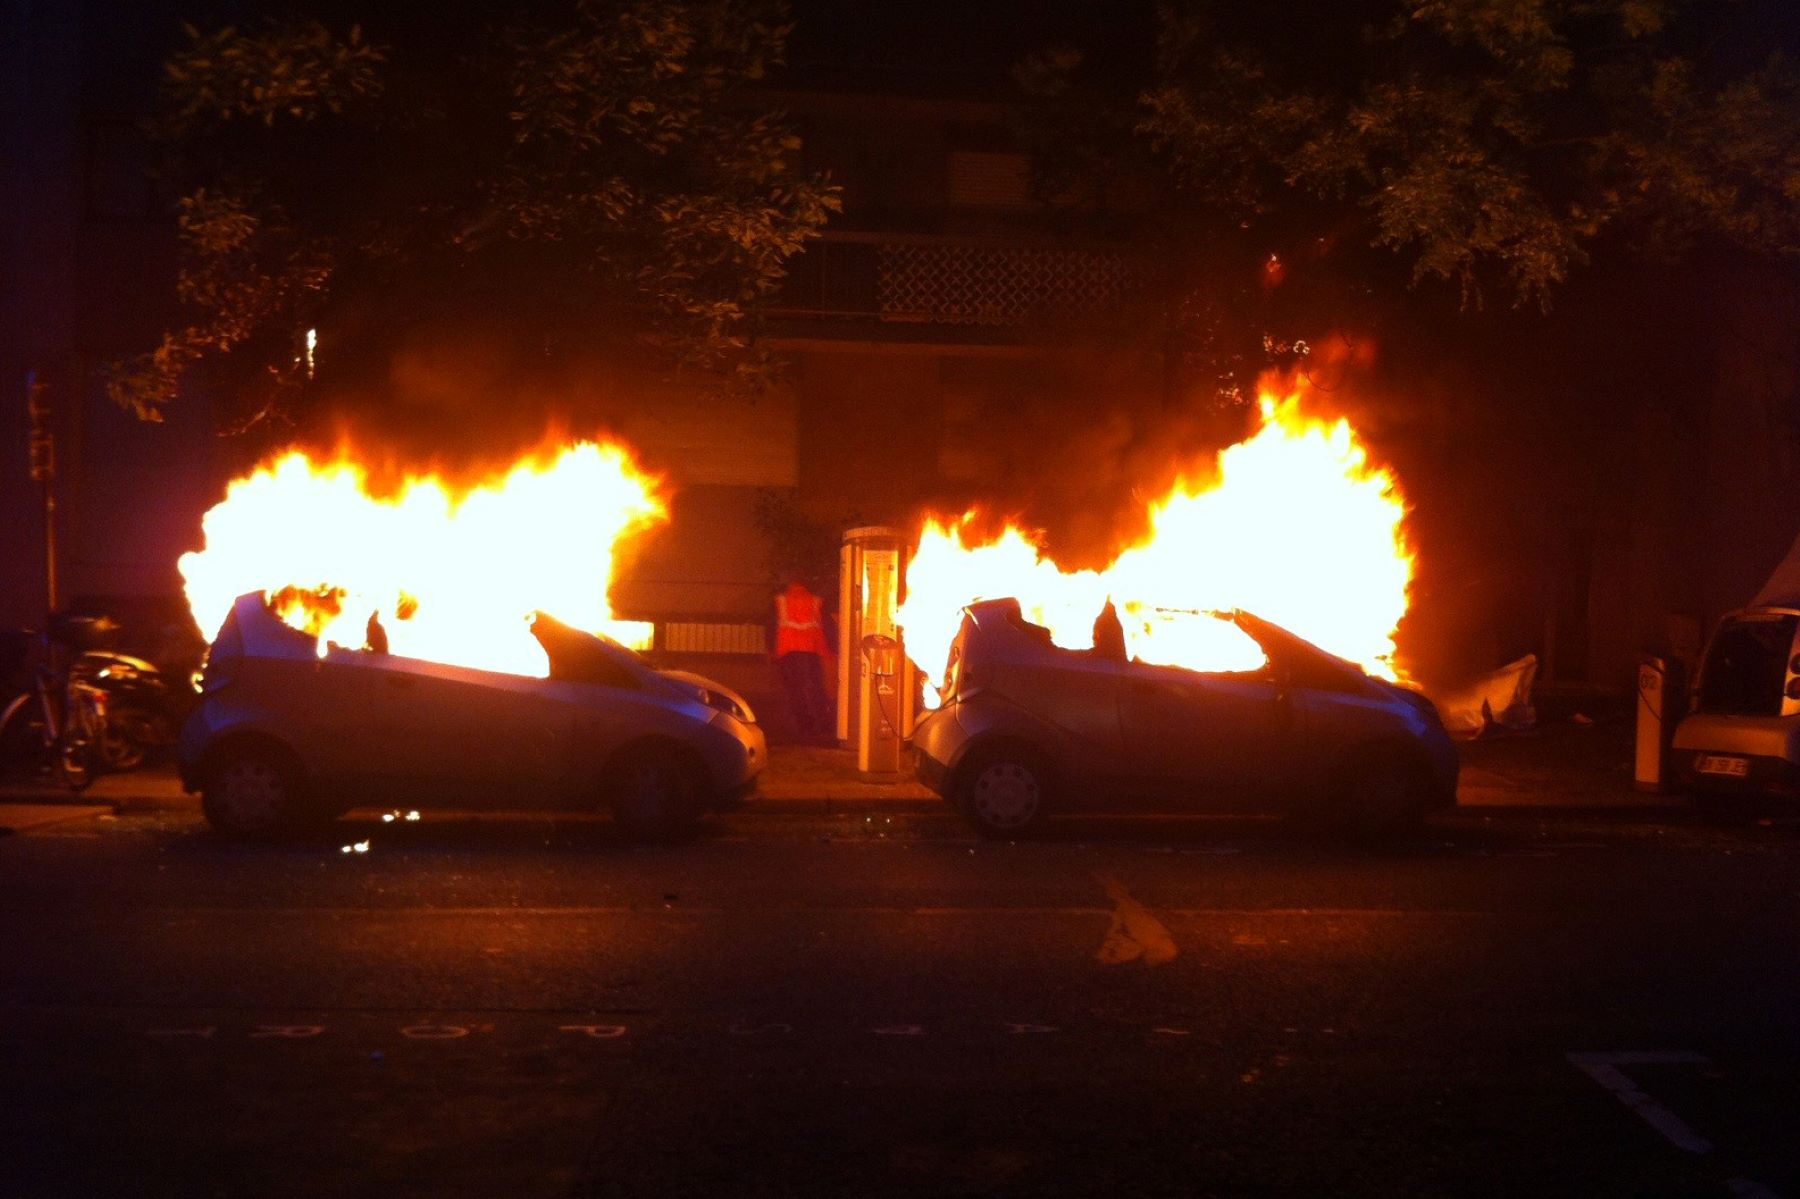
872,1025,926,1036
400,1024,471,1040
558,1024,627,1039
250,1024,324,1038
1094,874,1178,965
1005,1023,1058,1034
1567,1051,1714,1154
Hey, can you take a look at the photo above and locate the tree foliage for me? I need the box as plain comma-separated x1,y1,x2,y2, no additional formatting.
110,0,839,427
1137,0,1800,308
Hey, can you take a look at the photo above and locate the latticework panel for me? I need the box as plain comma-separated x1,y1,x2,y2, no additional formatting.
876,244,1129,325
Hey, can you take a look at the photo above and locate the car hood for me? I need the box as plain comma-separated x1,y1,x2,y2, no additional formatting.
658,670,757,723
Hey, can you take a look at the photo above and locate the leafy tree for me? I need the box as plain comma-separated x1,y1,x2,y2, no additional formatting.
1140,0,1800,307
110,0,839,429
1017,0,1800,405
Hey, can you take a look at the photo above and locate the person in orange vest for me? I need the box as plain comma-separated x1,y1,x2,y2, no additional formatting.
771,574,834,744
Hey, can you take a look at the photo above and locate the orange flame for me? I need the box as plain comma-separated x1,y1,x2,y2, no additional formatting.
898,389,1414,698
180,440,668,676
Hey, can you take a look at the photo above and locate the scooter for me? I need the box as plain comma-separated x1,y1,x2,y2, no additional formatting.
71,650,195,770
4,613,202,775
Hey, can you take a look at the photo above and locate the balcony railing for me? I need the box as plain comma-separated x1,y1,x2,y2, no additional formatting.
770,232,1131,328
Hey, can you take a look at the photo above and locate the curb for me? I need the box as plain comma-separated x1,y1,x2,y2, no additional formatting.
749,795,943,816
0,803,115,835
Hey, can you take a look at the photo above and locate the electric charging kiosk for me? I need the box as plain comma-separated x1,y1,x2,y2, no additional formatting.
1634,653,1687,792
838,526,917,781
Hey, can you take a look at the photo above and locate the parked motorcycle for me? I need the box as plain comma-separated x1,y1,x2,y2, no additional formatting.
72,650,193,770
1,615,198,777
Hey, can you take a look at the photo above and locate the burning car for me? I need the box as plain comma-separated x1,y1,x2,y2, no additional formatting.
1672,605,1800,800
179,592,764,838
911,599,1457,837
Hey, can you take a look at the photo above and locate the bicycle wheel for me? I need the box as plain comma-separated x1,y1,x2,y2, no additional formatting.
0,694,48,782
55,694,104,793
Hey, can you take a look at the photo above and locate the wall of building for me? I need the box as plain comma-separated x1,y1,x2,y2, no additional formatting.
1,0,81,629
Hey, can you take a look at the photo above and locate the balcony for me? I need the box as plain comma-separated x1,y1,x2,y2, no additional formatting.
769,232,1132,336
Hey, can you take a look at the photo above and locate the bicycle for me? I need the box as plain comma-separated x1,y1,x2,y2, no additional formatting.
0,627,110,792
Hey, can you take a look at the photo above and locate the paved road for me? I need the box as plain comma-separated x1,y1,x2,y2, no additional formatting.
3,802,1798,1198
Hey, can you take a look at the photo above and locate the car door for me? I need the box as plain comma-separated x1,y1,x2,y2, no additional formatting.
358,655,570,802
1117,659,1288,806
237,636,383,788
1008,650,1127,792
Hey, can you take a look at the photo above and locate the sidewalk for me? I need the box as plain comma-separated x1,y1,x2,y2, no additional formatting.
0,746,938,820
0,725,1694,821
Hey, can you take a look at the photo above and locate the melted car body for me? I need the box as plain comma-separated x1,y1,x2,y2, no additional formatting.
912,598,1456,835
180,593,764,835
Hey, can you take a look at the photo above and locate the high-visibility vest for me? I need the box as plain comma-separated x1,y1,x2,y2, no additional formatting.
774,584,829,657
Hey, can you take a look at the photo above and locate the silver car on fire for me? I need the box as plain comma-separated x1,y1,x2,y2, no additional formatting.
912,598,1458,836
180,592,765,838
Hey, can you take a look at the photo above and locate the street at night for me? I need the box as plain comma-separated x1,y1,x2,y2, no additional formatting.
8,0,1800,1195
5,780,1799,1197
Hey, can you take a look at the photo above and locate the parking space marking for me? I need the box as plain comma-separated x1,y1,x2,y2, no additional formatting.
1094,873,1177,965
1567,1051,1714,1154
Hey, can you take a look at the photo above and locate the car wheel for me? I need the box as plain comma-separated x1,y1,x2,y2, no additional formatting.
956,745,1050,839
201,744,308,839
1320,747,1430,839
609,747,703,841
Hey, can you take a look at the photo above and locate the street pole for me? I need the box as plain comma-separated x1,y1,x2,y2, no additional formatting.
26,370,57,617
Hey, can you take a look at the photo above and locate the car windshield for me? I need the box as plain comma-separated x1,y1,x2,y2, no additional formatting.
530,613,641,689
1697,613,1797,716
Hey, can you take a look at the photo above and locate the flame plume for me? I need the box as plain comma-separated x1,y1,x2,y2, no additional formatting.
898,389,1414,697
181,441,667,677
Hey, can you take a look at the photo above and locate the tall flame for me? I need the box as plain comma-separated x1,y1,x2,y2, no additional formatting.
898,390,1414,694
180,440,668,676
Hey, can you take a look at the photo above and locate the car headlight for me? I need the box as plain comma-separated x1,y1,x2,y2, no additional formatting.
699,688,752,724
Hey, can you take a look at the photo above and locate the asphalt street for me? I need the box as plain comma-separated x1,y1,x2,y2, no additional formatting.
3,800,1799,1198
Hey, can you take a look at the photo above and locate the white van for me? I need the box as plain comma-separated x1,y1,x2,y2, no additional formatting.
1672,606,1800,800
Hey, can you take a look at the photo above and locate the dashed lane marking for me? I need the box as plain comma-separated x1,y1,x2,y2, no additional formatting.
1569,1053,1787,1198
1567,1051,1714,1153
1094,874,1178,966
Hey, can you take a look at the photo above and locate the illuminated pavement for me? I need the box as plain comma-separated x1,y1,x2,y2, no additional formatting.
3,803,1799,1197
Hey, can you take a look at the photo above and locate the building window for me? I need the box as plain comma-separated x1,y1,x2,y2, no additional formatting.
946,151,1031,210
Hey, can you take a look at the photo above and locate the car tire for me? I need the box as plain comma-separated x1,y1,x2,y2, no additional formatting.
609,747,703,841
955,743,1051,839
201,743,311,840
1316,746,1431,839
